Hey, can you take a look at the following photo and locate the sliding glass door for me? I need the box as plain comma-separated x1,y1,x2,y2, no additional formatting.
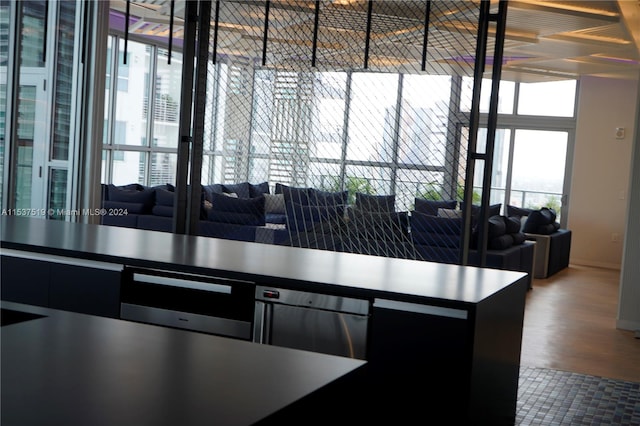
510,129,568,216
473,127,571,225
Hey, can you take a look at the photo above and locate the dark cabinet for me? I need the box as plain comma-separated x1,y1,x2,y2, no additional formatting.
366,300,471,423
49,263,121,318
1,256,50,307
1,254,122,318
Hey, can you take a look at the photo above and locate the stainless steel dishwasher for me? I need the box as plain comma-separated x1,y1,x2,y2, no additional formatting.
253,285,370,359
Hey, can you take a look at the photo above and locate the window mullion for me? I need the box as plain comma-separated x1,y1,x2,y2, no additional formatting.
106,35,119,185
145,45,158,186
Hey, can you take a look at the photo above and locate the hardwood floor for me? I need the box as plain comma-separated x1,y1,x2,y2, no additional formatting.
520,264,640,383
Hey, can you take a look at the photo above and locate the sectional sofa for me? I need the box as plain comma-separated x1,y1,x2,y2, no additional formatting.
100,182,541,285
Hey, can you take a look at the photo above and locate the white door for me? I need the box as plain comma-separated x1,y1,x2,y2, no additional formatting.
14,70,48,211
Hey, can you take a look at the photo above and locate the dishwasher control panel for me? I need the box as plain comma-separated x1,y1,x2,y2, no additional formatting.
255,286,370,315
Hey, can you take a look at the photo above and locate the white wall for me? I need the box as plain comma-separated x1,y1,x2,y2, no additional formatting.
617,72,640,332
568,75,639,269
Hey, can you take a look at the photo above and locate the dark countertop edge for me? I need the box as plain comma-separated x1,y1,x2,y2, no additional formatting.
0,216,526,308
1,239,484,310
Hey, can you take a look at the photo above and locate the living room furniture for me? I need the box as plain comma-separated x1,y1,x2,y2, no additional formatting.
507,205,572,278
525,229,572,278
99,183,536,283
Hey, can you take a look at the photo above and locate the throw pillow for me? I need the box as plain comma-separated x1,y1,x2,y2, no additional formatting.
355,193,395,213
276,183,312,205
264,193,285,214
312,189,348,207
523,207,557,234
414,198,457,216
202,184,224,202
222,182,251,199
249,181,270,198
107,184,154,213
487,215,507,238
506,204,533,219
504,215,521,234
437,208,462,219
511,232,526,245
460,202,502,218
488,234,514,250
209,192,265,226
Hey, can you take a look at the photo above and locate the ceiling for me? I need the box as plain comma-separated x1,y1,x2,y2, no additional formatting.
109,0,640,82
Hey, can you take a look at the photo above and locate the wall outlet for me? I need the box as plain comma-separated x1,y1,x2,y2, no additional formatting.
615,127,625,139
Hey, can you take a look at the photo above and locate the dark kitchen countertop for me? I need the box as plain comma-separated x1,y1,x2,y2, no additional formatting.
0,301,365,426
0,216,527,307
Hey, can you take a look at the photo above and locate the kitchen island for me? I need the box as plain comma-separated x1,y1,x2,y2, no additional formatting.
1,216,529,424
1,301,365,426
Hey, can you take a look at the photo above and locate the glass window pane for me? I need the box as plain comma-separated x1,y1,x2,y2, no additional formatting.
347,73,398,163
517,80,576,117
48,169,67,220
399,75,451,166
310,72,347,160
114,40,150,146
251,69,274,156
152,48,182,148
150,152,176,186
0,82,6,207
112,151,146,185
460,77,515,114
473,128,511,207
51,1,77,161
510,130,567,212
15,85,37,209
20,2,45,67
344,165,392,198
104,36,113,146
101,150,108,183
308,162,342,192
248,157,270,185
396,169,446,211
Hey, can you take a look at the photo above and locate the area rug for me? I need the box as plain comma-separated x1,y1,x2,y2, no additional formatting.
517,366,640,425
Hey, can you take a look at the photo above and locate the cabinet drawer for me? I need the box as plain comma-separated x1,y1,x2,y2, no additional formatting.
121,303,252,339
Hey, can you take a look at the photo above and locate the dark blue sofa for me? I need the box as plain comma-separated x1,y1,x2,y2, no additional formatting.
101,183,174,231
507,205,572,278
410,199,535,288
99,184,534,284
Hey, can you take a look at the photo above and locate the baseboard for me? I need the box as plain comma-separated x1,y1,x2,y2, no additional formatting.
616,319,640,332
569,259,621,270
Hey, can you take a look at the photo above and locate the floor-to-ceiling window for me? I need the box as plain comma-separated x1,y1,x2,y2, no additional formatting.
462,78,577,226
96,1,579,256
1,0,81,218
101,35,182,187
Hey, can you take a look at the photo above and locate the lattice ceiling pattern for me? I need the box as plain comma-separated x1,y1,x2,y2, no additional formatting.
110,0,640,81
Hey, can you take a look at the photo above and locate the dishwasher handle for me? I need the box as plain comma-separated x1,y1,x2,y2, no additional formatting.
133,273,232,294
253,301,273,344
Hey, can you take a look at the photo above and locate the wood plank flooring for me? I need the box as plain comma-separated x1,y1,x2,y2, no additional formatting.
520,264,640,383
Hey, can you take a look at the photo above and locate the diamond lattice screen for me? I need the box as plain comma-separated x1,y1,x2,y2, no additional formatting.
201,0,485,262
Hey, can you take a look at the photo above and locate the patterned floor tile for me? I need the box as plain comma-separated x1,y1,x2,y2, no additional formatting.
518,366,640,426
